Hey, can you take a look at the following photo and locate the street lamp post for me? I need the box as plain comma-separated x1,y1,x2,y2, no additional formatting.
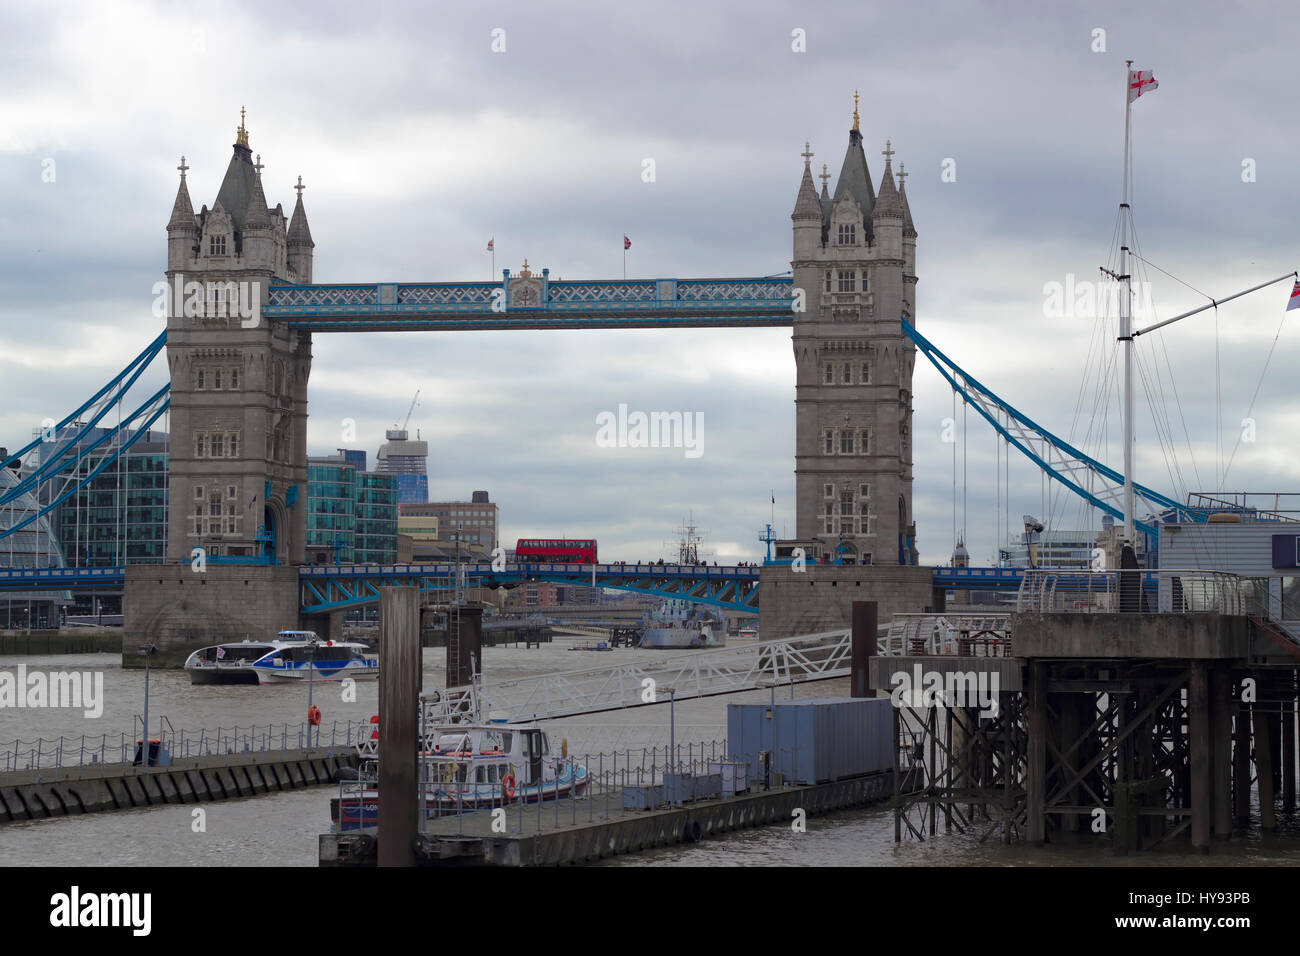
138,643,156,767
669,687,676,774
305,641,316,748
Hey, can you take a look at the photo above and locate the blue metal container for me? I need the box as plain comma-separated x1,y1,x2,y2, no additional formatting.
727,697,892,785
663,771,723,804
622,784,664,810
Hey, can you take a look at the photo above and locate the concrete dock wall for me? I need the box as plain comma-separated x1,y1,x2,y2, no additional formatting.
0,746,358,823
320,771,892,867
0,630,122,656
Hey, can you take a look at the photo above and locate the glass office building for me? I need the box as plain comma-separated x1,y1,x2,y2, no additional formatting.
35,426,169,567
375,429,429,505
306,458,399,565
306,457,358,564
355,472,398,564
0,463,71,627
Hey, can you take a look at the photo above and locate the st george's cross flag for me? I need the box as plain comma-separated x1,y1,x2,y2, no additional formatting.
624,236,631,250
487,238,494,252
1287,280,1300,312
1128,69,1158,103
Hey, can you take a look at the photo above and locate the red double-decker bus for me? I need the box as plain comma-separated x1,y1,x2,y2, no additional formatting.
515,538,598,563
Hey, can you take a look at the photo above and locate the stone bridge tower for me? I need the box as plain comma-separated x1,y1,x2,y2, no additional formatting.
125,112,319,666
761,97,932,639
162,111,315,566
790,95,918,567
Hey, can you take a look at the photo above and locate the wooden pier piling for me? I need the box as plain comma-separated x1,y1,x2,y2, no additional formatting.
378,586,419,867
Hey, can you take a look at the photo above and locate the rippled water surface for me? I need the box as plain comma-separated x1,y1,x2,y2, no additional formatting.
3,641,1299,866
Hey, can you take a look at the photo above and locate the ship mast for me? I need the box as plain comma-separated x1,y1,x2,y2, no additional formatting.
1115,61,1295,542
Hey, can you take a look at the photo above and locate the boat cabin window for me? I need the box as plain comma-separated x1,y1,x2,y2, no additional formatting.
434,734,472,753
202,644,273,662
279,645,360,663
521,730,549,756
432,762,469,784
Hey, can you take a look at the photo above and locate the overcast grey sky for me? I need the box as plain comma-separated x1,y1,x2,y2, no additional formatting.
2,0,1297,565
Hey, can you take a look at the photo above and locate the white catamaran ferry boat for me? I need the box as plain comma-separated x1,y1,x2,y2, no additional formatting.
332,721,590,830
184,630,379,686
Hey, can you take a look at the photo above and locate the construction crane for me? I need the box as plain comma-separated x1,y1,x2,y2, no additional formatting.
387,390,420,441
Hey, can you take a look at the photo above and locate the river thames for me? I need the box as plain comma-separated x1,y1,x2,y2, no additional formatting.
3,641,1300,866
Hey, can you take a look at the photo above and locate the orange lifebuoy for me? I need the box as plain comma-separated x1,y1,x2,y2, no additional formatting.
308,705,322,726
502,773,516,800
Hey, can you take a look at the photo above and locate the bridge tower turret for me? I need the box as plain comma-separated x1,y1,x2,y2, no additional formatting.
287,176,315,284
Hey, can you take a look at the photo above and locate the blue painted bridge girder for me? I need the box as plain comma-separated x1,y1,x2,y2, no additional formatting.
298,562,762,614
0,564,1157,606
0,566,125,591
931,565,1158,590
263,277,796,332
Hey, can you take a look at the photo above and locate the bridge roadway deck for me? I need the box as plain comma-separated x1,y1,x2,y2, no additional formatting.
319,771,892,866
264,276,796,332
0,564,1159,611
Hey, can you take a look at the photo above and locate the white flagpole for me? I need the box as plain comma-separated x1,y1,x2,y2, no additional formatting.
1120,60,1136,547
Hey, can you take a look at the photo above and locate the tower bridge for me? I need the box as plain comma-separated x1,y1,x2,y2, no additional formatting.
4,101,948,664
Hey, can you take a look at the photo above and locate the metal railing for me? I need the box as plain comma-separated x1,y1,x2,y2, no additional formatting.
0,718,371,773
333,737,859,837
414,629,853,725
1016,568,1248,615
877,613,1012,657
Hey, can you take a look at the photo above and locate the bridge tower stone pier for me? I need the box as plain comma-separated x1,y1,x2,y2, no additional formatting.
762,99,933,637
124,114,318,665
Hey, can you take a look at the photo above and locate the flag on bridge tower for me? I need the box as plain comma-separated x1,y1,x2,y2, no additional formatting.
1128,68,1158,102
624,236,631,250
486,238,494,251
1287,279,1300,311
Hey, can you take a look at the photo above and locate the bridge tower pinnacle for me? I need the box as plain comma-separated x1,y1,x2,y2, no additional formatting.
789,101,918,566
161,116,313,566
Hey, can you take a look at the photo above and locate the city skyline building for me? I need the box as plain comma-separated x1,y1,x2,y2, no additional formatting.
355,470,398,564
304,454,399,565
32,426,169,567
0,457,71,627
305,455,356,563
375,429,429,505
400,490,498,552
